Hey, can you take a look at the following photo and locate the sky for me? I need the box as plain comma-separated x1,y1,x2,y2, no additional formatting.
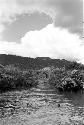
0,0,83,63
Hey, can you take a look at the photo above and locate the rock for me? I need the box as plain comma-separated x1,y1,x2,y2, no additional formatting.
57,104,60,107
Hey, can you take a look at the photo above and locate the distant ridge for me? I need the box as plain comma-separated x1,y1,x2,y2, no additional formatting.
35,57,51,60
0,54,83,70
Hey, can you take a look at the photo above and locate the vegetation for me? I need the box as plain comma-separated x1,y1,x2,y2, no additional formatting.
0,65,38,92
49,68,84,92
0,54,84,70
0,54,84,93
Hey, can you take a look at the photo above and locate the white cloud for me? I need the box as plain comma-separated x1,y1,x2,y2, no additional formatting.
0,25,5,39
0,24,83,63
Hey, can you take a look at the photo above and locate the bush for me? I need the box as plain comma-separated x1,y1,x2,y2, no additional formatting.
49,68,84,92
0,66,38,92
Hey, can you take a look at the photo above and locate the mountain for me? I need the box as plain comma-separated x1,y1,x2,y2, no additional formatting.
0,54,83,70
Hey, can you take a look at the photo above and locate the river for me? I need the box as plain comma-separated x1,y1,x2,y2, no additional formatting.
0,82,84,125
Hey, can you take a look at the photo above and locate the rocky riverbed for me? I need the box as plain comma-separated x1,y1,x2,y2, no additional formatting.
0,82,84,125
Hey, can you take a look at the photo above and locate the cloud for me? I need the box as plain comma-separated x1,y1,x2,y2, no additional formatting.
0,25,5,39
0,24,83,63
0,0,82,35
0,0,83,64
47,0,83,35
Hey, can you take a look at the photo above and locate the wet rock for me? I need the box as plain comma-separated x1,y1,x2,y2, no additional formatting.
57,104,60,107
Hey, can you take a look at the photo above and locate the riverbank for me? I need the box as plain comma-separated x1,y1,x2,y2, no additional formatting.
0,54,84,93
0,66,38,93
0,65,84,93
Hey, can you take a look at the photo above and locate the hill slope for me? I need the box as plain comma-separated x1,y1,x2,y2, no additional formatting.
0,54,84,93
0,54,83,70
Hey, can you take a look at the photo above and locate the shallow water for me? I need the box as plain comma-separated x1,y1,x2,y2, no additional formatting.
0,83,84,125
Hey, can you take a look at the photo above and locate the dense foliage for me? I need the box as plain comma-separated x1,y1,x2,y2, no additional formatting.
49,68,84,92
0,65,38,92
0,54,84,70
0,54,84,93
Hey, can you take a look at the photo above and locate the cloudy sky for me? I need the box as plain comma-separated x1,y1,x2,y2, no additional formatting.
0,0,83,63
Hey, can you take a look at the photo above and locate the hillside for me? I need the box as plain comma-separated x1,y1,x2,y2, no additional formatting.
0,54,83,70
0,54,84,93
